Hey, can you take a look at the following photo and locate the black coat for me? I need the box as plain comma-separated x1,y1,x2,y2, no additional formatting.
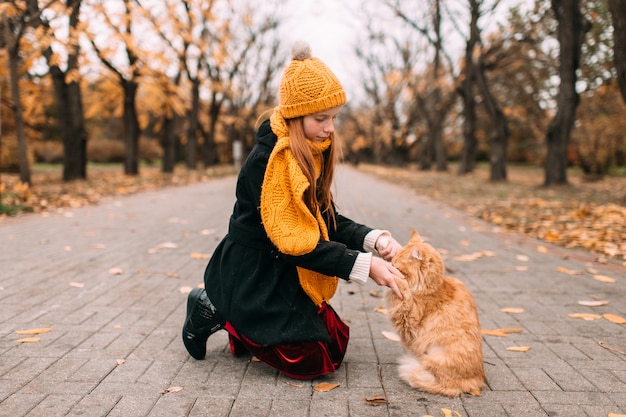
204,119,372,346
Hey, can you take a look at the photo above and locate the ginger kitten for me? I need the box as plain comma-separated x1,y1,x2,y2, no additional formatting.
386,231,485,397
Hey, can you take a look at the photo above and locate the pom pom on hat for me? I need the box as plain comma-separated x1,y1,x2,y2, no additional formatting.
291,41,312,61
277,41,346,119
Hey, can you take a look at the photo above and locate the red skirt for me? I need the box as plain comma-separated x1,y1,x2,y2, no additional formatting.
223,302,349,380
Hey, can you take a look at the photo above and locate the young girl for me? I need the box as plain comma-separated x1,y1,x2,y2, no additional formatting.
182,41,405,380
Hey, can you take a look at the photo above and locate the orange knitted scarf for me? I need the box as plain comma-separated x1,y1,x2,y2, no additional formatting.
260,110,338,307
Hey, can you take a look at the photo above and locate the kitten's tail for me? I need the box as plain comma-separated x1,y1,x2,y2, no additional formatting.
398,354,475,397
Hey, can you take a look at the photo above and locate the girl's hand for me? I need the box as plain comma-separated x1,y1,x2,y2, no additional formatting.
369,256,404,300
375,235,402,261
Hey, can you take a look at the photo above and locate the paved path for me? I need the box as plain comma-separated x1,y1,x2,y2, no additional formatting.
1,165,624,417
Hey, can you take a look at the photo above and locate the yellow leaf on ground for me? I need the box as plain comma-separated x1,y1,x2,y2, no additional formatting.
481,328,521,337
314,382,340,392
568,313,602,320
577,300,608,307
442,409,463,417
536,245,548,253
374,306,388,315
557,266,583,275
603,314,626,324
190,252,211,259
179,286,193,294
369,290,382,298
516,254,529,262
506,346,532,352
159,386,183,394
116,359,125,365
17,337,40,343
500,307,525,314
608,414,626,417
593,274,616,283
364,395,388,406
69,281,85,288
381,331,401,342
15,328,52,335
108,267,123,275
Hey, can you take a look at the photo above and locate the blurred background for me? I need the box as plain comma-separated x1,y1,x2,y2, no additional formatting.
1,0,624,187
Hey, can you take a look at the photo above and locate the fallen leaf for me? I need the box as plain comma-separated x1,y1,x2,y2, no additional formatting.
64,246,72,251
598,341,626,355
108,267,124,275
15,328,52,335
160,386,183,394
568,313,602,320
577,300,608,307
536,245,548,253
374,306,388,315
179,286,193,294
369,290,382,298
364,395,388,406
381,331,401,342
460,240,470,246
90,243,106,249
515,265,529,271
516,254,529,262
157,242,178,249
69,282,85,288
608,414,626,417
603,314,626,324
442,409,463,417
481,250,496,257
284,381,304,388
481,328,522,337
113,324,122,329
313,382,340,392
500,307,525,314
17,337,40,343
506,346,532,352
167,273,180,278
586,267,599,274
116,359,125,365
593,274,616,283
557,266,583,275
200,229,215,235
191,252,211,259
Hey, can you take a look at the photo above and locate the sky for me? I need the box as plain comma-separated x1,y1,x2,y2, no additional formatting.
277,0,527,102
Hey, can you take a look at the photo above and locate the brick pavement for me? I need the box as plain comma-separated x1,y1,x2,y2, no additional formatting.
0,165,624,417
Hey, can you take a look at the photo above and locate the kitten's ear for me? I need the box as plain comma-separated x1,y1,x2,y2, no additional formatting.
411,248,422,260
410,230,421,243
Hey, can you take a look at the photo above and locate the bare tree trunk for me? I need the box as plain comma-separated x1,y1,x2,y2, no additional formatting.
544,0,590,186
202,93,221,167
457,0,480,175
7,44,30,184
476,52,509,181
608,0,626,104
161,114,176,173
186,78,199,169
122,79,140,175
45,0,88,181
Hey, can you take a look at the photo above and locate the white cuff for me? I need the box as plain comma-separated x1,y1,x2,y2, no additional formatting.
364,229,390,254
349,252,371,285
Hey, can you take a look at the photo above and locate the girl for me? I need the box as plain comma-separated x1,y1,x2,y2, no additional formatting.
182,42,404,380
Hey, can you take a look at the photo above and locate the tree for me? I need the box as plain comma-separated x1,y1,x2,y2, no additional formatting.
608,0,626,104
86,0,143,175
1,0,45,184
37,0,88,181
544,0,590,186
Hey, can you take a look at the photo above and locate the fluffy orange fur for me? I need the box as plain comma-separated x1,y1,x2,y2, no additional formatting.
386,231,485,397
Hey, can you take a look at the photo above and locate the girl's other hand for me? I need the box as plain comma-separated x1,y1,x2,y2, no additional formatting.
369,257,404,300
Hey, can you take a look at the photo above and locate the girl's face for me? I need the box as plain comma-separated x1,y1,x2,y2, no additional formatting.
302,106,342,142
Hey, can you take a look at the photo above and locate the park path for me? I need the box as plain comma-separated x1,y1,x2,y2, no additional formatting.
0,165,624,417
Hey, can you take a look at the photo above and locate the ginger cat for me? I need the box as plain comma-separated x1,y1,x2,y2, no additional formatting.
386,230,485,397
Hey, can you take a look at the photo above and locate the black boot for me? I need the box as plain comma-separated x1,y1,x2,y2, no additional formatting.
182,288,225,360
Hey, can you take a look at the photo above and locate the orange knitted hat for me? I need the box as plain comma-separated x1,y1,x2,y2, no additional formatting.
278,41,347,119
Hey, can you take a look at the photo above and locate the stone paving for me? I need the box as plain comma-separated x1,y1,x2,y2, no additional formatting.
0,165,624,417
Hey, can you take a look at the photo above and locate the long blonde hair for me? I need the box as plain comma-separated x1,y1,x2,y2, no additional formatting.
285,117,338,228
